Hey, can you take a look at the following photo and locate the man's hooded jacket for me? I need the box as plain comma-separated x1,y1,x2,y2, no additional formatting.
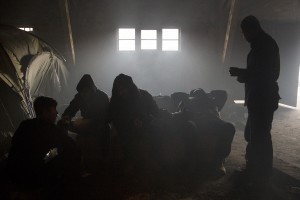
62,74,109,131
109,74,160,132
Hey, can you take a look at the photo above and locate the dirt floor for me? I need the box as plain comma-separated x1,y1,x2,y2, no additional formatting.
1,106,300,200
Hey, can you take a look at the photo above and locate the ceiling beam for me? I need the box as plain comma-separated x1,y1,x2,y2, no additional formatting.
222,0,238,64
63,0,76,65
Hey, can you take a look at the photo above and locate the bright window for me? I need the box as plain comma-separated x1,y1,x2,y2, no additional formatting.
118,28,135,51
18,27,33,32
141,30,157,50
162,29,179,51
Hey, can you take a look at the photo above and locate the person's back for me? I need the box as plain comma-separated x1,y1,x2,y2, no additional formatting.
176,89,235,175
245,30,280,110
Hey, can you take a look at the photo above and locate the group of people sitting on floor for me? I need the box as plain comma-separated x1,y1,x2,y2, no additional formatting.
6,73,235,190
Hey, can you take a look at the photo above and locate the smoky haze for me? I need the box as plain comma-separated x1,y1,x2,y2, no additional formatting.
0,0,299,106
66,0,300,107
70,30,225,97
67,0,228,98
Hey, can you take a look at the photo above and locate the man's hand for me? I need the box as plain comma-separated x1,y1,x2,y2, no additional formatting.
229,67,246,83
61,115,71,123
229,67,242,77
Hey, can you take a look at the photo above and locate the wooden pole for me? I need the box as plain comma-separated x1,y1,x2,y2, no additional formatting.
64,0,76,65
222,0,237,64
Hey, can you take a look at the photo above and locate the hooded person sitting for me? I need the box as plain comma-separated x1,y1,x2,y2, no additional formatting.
109,73,160,133
109,74,160,172
61,74,110,171
61,74,109,134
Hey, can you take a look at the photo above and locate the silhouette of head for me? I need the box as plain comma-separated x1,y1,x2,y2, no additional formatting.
76,74,96,100
241,15,262,43
112,74,139,100
34,96,58,123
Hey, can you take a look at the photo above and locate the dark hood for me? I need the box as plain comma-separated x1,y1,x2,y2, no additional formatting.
111,73,139,98
76,74,97,92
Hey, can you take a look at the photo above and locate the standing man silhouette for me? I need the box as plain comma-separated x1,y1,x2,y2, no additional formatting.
229,16,280,181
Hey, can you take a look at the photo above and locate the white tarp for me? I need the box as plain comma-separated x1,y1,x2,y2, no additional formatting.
26,52,69,100
0,24,69,128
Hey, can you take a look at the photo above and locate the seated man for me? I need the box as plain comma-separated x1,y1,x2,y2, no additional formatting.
109,74,160,131
109,74,161,172
61,74,110,171
61,74,109,134
7,96,80,188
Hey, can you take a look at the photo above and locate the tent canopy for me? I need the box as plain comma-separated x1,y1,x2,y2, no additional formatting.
0,24,69,134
